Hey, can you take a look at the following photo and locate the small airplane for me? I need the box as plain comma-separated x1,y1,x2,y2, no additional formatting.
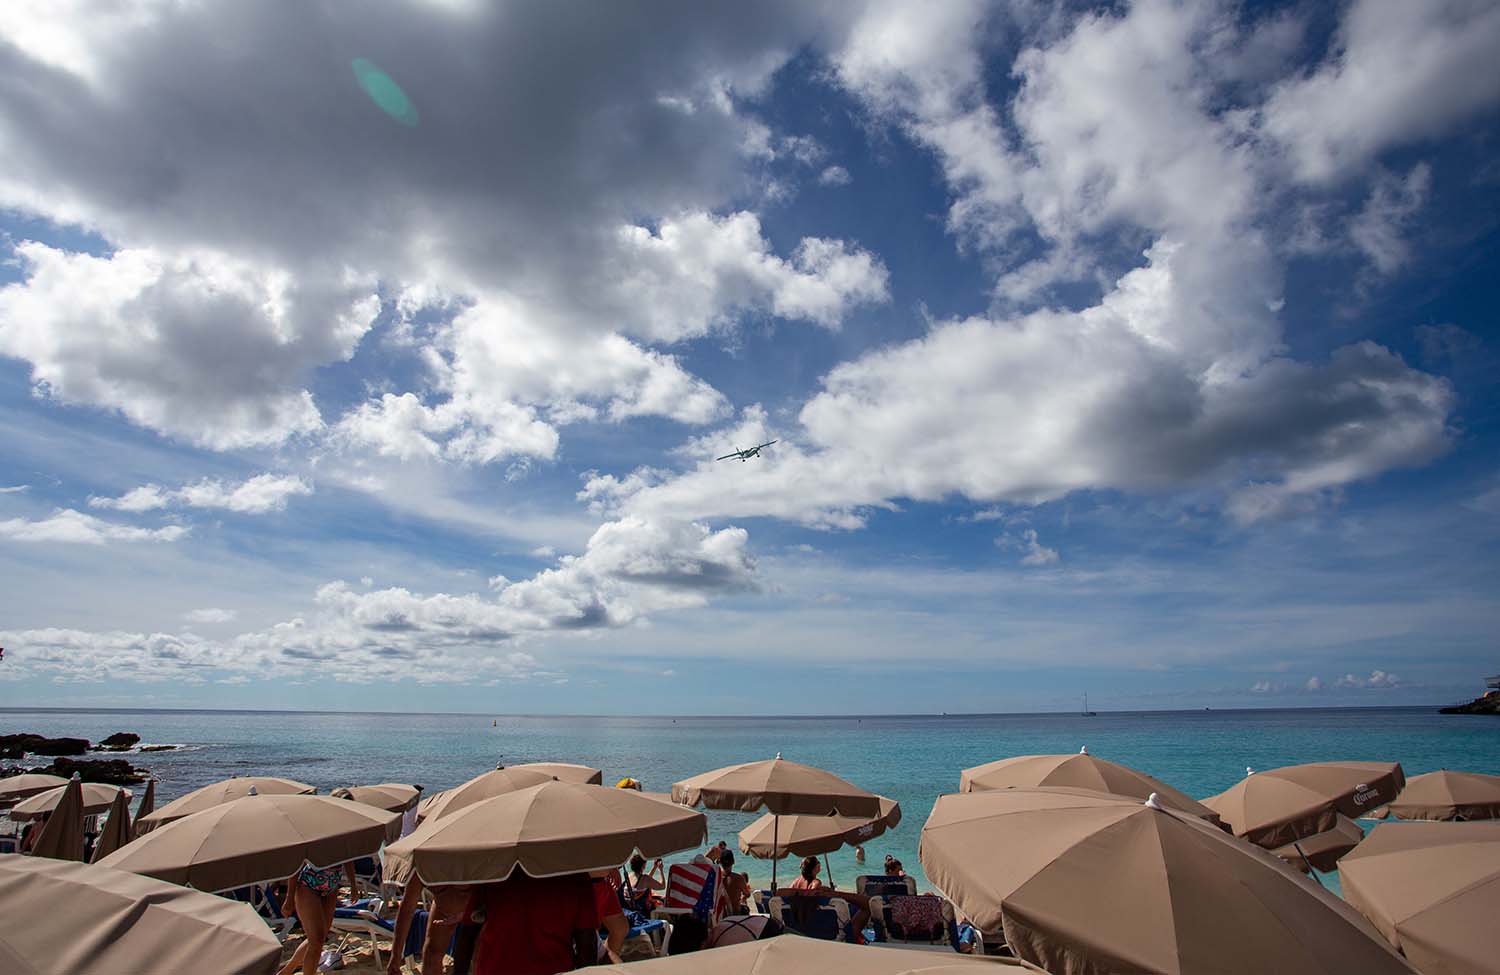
717,440,777,462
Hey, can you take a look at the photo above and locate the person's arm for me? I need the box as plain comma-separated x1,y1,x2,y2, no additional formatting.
649,858,666,887
344,862,359,897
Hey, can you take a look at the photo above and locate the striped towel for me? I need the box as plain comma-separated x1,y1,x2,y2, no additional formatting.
664,857,720,922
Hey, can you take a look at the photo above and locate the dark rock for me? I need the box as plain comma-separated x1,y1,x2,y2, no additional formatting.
45,756,148,785
138,744,177,752
1440,694,1500,715
0,734,91,758
95,732,141,751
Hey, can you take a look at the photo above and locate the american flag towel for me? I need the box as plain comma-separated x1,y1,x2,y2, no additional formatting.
664,856,721,922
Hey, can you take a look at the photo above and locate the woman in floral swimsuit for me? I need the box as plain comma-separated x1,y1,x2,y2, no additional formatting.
277,860,356,975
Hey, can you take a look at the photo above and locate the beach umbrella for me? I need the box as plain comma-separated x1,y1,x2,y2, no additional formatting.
674,754,882,888
9,781,131,820
1340,820,1500,975
0,856,281,975
134,778,156,821
90,787,135,862
135,775,316,830
29,775,86,862
416,768,555,823
1376,769,1500,821
591,936,1039,972
672,755,882,817
0,773,68,807
1203,761,1404,847
331,783,421,813
960,749,1224,826
1272,814,1366,873
501,762,603,784
739,795,901,885
98,793,400,893
920,787,1416,975
384,780,707,886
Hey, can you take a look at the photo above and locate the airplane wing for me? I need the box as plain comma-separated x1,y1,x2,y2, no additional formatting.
757,440,777,449
716,452,739,461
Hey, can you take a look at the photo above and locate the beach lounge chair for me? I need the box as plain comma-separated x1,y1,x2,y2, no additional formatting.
331,908,398,969
856,874,917,899
655,857,723,924
767,894,852,941
868,894,959,951
228,884,298,942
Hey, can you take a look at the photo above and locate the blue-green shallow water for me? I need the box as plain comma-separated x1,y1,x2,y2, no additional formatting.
5,706,1496,892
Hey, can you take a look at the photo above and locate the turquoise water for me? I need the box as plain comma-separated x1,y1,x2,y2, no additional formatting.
4,706,1497,891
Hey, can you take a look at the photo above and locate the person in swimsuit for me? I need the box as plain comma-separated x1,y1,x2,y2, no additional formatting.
718,849,750,915
277,860,357,975
777,856,871,945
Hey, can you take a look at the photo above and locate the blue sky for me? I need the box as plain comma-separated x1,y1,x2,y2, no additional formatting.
1,0,1497,715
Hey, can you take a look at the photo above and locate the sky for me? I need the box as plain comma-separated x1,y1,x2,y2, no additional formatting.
0,0,1497,716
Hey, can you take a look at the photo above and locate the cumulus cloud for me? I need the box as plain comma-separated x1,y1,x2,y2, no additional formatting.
1262,0,1500,182
0,509,187,545
1305,676,1323,691
0,1,885,457
1334,669,1404,689
91,473,312,514
0,514,756,683
818,165,851,187
1349,164,1432,275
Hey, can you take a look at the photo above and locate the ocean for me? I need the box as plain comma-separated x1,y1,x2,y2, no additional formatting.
5,706,1497,892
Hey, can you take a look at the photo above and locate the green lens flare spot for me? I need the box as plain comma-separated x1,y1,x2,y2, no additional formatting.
352,58,419,127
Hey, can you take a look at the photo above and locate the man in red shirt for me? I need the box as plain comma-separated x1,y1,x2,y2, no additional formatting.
461,871,600,975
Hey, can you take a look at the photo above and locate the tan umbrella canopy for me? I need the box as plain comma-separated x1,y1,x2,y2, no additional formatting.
90,787,135,863
1272,814,1366,873
1203,761,1405,847
385,780,707,886
29,776,86,862
592,936,1038,972
1377,769,1500,821
672,755,882,817
0,772,68,807
331,783,421,813
739,795,902,859
134,778,156,821
0,856,282,975
502,762,603,784
99,793,400,893
921,787,1416,975
9,782,131,820
136,776,316,829
1341,821,1500,975
416,768,556,823
960,749,1223,826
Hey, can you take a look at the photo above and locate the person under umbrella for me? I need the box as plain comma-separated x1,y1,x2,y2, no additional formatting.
672,754,880,888
385,780,706,975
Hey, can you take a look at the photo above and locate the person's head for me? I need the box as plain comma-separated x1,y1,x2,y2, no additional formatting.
719,849,735,870
800,856,820,882
885,855,903,875
630,854,646,874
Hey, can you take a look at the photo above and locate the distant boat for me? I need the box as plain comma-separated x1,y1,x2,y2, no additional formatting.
1081,693,1097,717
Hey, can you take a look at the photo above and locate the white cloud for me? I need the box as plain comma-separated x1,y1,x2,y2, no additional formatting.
91,474,311,515
0,244,377,449
0,514,755,683
1305,676,1323,691
1250,680,1282,694
183,607,236,624
1349,164,1432,275
610,211,888,339
0,485,29,494
818,166,851,187
1262,0,1500,182
1017,529,1060,567
0,509,187,545
530,546,557,559
1334,669,1404,689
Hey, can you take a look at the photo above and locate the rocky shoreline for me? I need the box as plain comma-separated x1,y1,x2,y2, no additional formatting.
0,731,175,785
1439,694,1500,715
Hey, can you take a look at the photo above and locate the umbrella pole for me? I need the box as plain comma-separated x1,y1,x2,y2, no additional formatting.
824,853,833,887
1292,841,1315,875
771,815,779,890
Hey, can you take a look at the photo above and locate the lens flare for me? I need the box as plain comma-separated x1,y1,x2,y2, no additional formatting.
352,58,418,127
